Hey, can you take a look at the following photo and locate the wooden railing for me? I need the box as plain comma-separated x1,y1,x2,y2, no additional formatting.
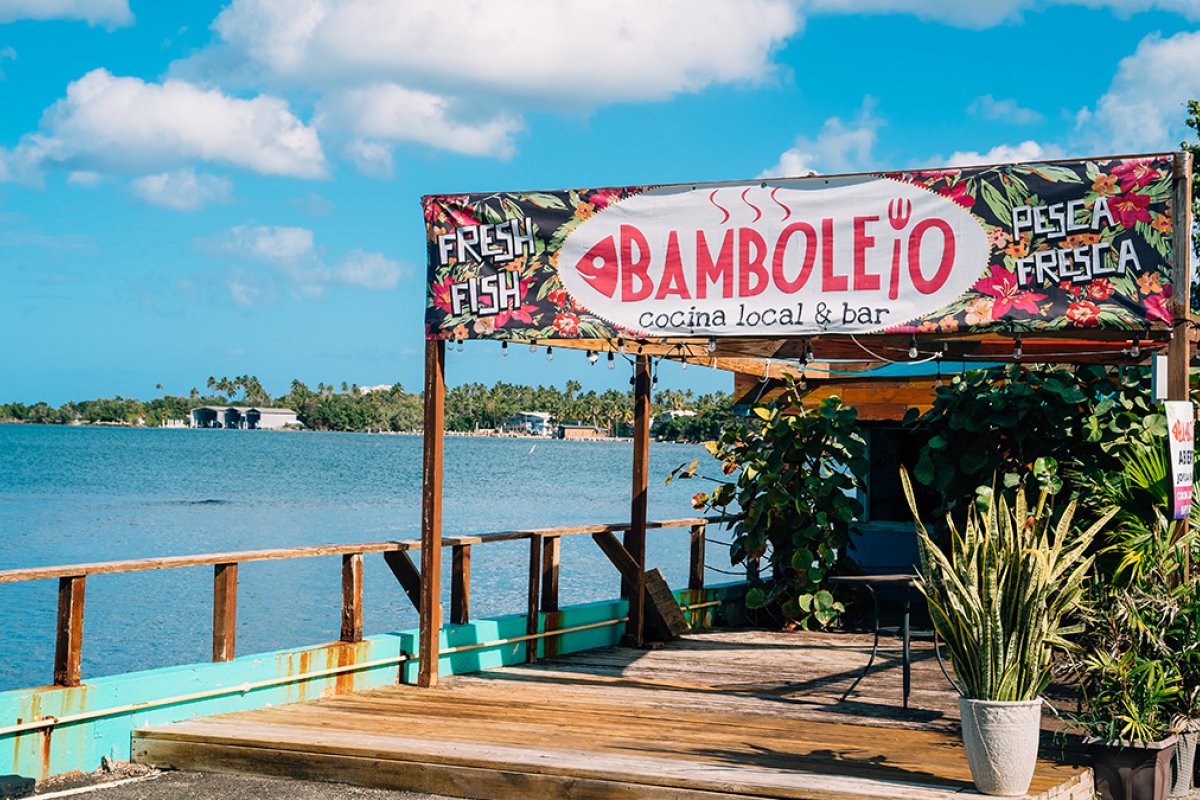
0,516,730,688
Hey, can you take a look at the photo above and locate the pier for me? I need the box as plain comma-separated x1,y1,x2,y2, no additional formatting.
131,629,1091,800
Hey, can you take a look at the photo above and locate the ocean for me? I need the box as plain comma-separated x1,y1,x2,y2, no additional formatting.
0,424,717,691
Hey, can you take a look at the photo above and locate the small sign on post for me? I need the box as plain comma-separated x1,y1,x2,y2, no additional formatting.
1165,400,1195,520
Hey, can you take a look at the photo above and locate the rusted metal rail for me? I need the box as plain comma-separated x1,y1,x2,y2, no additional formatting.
0,515,735,687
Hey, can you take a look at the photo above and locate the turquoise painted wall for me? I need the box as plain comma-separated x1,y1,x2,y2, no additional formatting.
0,582,746,785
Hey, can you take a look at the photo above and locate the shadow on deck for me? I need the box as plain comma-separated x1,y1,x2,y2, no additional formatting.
131,629,1092,800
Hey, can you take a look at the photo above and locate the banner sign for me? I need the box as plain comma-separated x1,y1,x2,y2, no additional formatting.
424,155,1177,341
1166,400,1195,521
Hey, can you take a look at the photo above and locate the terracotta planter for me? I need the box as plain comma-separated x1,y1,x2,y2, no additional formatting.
959,697,1043,796
1087,736,1178,800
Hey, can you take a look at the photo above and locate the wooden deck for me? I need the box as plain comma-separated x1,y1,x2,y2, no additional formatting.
132,629,1092,800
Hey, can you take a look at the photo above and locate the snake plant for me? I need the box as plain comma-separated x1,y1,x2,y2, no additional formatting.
902,468,1115,701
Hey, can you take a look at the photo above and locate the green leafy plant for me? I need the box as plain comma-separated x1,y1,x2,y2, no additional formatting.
669,381,867,629
902,468,1112,701
906,364,1162,520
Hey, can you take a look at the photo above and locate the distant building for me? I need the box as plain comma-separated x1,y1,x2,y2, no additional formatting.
189,406,301,430
662,409,696,419
358,384,394,394
558,424,608,440
503,411,553,436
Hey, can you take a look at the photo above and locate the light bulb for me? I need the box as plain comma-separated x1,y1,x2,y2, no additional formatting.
587,350,598,365
455,337,464,353
1013,338,1023,360
546,346,554,363
680,360,688,371
501,341,509,358
908,337,918,359
529,341,538,353
798,376,808,391
805,343,815,364
707,337,718,353
607,352,616,370
617,338,626,354
1131,340,1141,358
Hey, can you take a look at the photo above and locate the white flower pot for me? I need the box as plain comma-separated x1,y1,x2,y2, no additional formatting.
959,697,1043,796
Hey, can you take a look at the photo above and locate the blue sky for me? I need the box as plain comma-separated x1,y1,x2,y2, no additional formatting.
3,0,1200,404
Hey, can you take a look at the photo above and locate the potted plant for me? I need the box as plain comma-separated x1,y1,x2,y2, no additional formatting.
1068,586,1182,800
1070,441,1200,800
901,467,1111,796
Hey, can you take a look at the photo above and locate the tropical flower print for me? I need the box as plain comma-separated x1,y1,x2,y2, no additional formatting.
1086,279,1115,301
1091,174,1119,195
1110,193,1152,228
1112,160,1161,192
974,266,1047,318
1144,294,1171,324
1066,301,1101,327
1138,272,1164,295
553,312,581,337
964,297,995,326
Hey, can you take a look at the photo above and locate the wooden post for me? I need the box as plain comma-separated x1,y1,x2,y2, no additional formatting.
418,338,446,688
624,353,652,646
527,535,542,663
451,544,471,625
53,575,85,687
341,553,363,643
541,536,560,614
688,523,706,591
212,563,238,662
1169,150,1194,579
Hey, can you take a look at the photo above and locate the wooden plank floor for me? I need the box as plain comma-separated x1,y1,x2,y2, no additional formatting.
133,629,1092,800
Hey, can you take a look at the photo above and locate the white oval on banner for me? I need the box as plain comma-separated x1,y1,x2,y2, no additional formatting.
557,179,991,336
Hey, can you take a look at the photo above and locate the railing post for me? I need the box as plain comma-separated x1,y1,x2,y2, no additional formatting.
54,575,86,687
212,562,238,662
689,523,706,591
625,353,652,646
527,535,542,663
341,553,363,643
541,536,560,614
451,544,471,625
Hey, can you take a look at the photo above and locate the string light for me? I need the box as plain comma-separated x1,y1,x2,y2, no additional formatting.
617,338,627,354
934,356,943,389
1013,336,1023,360
501,341,509,358
798,368,808,392
1129,338,1141,358
680,359,688,371
546,346,554,363
707,337,718,353
587,350,599,365
528,340,538,353
805,339,815,364
908,336,918,359
607,351,616,370
455,335,464,353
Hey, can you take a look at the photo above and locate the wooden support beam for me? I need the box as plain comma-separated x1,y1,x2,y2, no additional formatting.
592,531,641,586
541,536,560,614
340,553,363,643
624,353,652,646
383,550,422,610
1170,150,1194,579
688,523,706,591
451,544,470,625
527,535,542,664
592,531,689,641
419,339,446,688
212,563,238,663
53,575,85,687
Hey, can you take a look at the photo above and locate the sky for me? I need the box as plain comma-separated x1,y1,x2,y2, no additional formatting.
4,0,1200,404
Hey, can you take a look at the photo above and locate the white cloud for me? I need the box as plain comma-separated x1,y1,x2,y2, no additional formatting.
208,223,405,303
1084,29,1200,151
759,99,882,178
335,248,405,290
806,1,1200,28
2,68,325,182
190,0,798,105
0,0,132,28
318,84,522,162
66,170,101,186
945,140,1063,166
343,139,394,179
131,169,234,211
968,94,1043,125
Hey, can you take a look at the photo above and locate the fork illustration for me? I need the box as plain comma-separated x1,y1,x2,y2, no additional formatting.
887,198,912,300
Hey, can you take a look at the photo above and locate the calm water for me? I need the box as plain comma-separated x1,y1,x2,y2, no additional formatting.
0,425,716,690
